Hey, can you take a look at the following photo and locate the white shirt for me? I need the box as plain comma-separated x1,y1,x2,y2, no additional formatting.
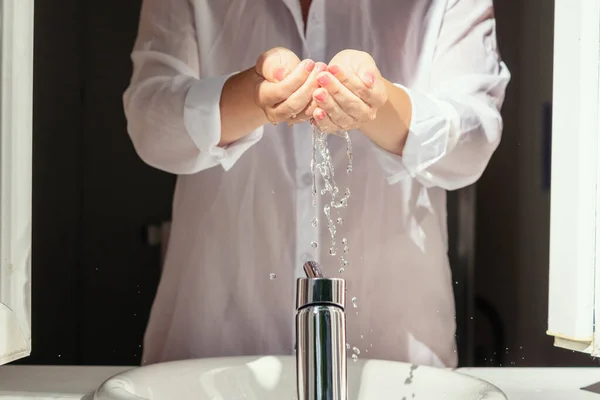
124,0,510,368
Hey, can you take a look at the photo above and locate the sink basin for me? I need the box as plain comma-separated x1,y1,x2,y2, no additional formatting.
94,356,506,400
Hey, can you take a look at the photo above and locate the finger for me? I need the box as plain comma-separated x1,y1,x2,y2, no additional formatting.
327,65,387,108
313,87,355,129
316,72,373,122
288,99,319,126
363,75,388,108
272,62,326,120
302,100,319,119
312,107,338,133
326,64,373,104
257,59,316,105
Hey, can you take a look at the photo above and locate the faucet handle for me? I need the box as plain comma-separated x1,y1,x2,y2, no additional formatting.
303,261,324,278
296,261,346,310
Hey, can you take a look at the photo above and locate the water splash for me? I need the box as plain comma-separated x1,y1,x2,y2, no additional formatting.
310,121,352,265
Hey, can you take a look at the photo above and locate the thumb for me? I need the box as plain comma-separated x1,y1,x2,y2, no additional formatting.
256,47,302,82
356,64,376,88
352,52,377,87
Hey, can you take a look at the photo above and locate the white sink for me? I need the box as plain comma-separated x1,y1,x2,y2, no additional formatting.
94,356,507,400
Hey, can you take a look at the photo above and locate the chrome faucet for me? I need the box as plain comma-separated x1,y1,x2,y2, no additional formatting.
296,261,347,400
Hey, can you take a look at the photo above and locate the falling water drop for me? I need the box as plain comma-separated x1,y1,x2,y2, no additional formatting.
311,241,318,249
337,217,343,225
339,267,345,273
352,297,358,308
346,343,351,350
352,347,361,355
342,238,348,244
311,217,318,227
343,246,349,254
329,247,337,256
269,273,276,280
352,354,358,362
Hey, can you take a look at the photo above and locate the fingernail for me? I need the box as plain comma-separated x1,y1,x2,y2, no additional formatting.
275,67,287,81
362,71,375,86
314,91,327,102
315,63,327,73
316,109,326,120
317,74,330,86
328,65,341,75
304,59,316,73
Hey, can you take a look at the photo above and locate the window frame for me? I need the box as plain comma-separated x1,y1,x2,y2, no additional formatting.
0,0,34,366
547,0,600,354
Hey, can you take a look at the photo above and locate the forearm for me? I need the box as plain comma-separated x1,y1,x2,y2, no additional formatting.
360,79,412,156
219,68,269,146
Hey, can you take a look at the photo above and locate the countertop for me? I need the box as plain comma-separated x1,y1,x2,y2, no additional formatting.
0,365,599,399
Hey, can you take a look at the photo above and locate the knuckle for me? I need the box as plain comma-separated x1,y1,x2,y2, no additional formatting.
338,75,350,86
356,86,372,101
346,99,362,116
339,116,354,129
281,104,297,118
329,86,341,96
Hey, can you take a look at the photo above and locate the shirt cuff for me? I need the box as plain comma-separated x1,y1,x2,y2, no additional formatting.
372,84,457,185
183,73,264,172
399,84,459,184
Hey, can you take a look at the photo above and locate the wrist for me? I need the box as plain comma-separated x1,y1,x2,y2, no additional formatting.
359,79,410,156
219,68,269,146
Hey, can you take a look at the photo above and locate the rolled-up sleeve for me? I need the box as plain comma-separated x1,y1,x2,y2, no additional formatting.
123,0,262,175
375,0,510,190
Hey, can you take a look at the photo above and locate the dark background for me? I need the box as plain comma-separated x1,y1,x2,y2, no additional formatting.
26,0,173,365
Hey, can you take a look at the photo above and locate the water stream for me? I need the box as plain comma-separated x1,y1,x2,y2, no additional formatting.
310,121,353,274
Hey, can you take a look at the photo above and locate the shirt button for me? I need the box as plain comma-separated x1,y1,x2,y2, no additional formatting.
302,173,312,186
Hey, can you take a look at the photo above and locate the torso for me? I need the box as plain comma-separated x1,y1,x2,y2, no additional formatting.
142,0,458,369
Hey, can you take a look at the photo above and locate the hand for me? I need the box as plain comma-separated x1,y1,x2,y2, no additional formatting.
312,50,388,133
254,47,326,126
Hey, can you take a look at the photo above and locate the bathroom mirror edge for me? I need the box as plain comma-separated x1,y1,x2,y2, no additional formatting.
547,0,600,355
0,0,34,366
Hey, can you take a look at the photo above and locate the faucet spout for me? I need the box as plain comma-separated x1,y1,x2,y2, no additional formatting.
296,261,347,400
